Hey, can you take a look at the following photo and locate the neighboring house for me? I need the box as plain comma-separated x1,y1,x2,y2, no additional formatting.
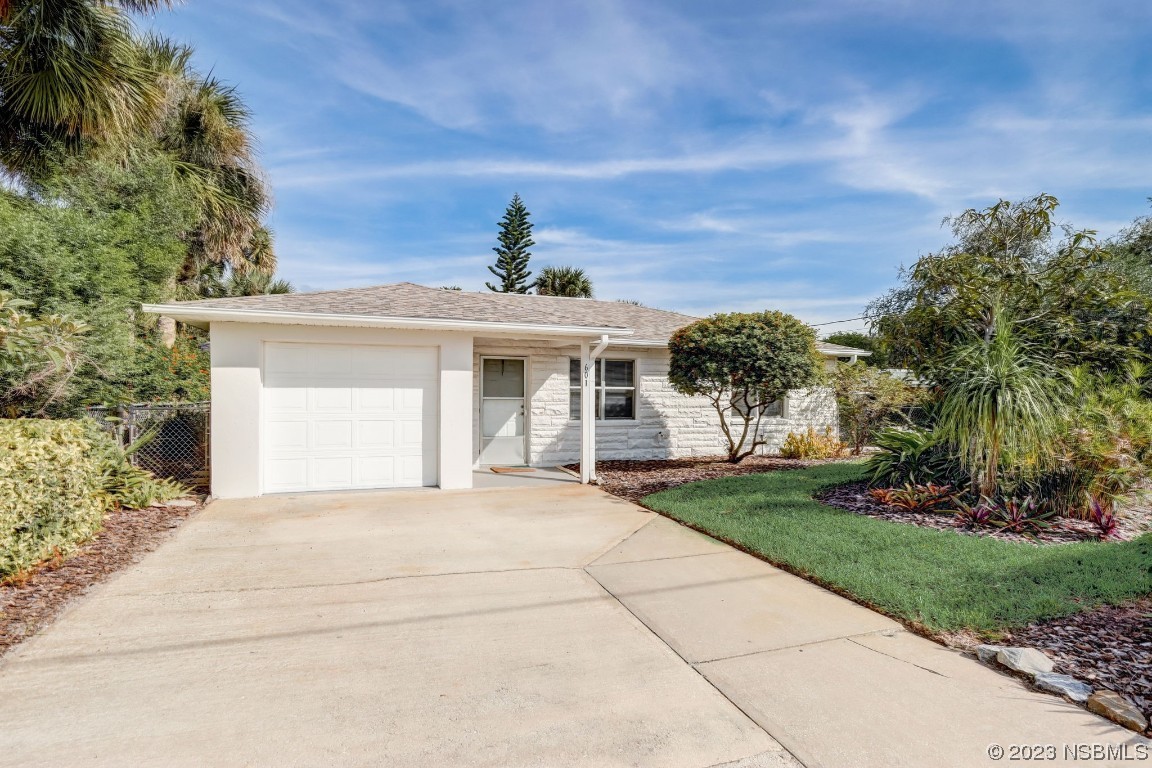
145,283,869,498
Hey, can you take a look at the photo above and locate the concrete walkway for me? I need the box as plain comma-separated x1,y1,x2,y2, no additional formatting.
0,486,1146,767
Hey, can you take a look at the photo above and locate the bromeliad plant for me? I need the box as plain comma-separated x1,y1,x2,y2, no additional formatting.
872,483,957,513
1088,499,1119,539
952,496,996,528
990,496,1056,534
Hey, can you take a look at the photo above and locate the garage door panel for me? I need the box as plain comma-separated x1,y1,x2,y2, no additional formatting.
358,420,395,448
397,419,424,448
313,387,353,411
264,344,310,375
265,386,307,411
267,421,308,451
358,387,395,411
355,346,438,376
357,456,395,485
397,455,424,486
397,387,426,412
262,343,438,493
311,345,354,375
313,456,354,487
314,421,354,450
265,458,308,491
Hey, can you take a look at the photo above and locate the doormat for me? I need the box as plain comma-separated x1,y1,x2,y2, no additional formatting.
490,466,536,474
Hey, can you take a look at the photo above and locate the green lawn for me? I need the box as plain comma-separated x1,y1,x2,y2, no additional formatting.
643,463,1152,633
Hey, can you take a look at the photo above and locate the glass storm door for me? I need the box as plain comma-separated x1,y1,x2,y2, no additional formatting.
480,358,527,465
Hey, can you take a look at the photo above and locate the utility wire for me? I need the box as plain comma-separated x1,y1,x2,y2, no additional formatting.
809,315,879,327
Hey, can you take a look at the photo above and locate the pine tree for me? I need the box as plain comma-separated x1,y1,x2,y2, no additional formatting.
485,194,534,293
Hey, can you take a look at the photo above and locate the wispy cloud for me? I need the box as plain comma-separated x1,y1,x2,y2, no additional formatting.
155,0,1152,327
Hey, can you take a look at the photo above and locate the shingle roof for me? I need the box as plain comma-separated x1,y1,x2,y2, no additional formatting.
160,282,870,354
164,282,695,344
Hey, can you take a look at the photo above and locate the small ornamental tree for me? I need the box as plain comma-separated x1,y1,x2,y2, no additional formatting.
485,194,534,293
831,362,924,455
669,311,821,462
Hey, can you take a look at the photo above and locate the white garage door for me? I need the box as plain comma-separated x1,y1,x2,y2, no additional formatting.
262,342,438,493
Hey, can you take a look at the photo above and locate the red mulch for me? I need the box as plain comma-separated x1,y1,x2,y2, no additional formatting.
0,500,204,657
1006,599,1152,730
567,456,845,503
816,481,1152,545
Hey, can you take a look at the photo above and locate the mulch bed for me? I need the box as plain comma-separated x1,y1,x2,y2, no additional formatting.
1006,598,1152,730
816,481,1152,545
0,499,204,657
566,456,843,503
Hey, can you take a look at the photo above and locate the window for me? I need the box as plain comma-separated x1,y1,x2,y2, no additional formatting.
731,395,786,422
570,359,636,420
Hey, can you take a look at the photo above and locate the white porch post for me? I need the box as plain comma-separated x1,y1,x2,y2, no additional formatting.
580,335,610,484
580,340,592,483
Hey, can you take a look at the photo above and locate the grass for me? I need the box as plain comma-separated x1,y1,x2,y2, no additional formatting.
643,462,1152,633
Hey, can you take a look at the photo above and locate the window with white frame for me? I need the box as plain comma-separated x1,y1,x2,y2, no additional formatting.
569,359,636,420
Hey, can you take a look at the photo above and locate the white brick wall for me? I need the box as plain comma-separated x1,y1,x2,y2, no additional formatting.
473,342,839,466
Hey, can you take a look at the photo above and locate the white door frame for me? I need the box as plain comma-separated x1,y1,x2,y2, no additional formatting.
478,355,528,465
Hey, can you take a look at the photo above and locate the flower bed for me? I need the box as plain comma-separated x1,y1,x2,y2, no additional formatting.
817,482,1152,545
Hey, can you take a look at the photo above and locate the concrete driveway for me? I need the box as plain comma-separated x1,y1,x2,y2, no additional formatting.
0,485,1146,767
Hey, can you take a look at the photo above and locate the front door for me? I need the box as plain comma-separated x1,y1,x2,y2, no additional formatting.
479,357,527,465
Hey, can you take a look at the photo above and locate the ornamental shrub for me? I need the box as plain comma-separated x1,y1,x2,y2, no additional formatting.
0,418,185,578
0,419,108,578
780,427,845,459
669,311,821,462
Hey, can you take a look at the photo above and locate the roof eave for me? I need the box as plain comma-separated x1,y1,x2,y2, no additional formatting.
141,304,635,338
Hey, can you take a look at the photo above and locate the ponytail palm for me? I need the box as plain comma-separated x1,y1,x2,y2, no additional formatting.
935,312,1068,497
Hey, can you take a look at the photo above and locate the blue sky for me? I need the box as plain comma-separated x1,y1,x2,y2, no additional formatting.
146,0,1152,332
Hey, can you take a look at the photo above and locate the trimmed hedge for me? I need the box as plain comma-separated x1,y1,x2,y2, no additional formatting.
0,419,109,578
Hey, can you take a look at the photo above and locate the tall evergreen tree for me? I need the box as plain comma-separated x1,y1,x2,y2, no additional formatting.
486,194,534,293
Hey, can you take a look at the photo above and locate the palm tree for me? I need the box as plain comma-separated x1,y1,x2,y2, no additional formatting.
935,311,1067,497
534,266,593,298
0,0,176,177
142,38,273,282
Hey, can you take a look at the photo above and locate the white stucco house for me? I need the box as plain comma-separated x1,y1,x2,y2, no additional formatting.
145,283,869,498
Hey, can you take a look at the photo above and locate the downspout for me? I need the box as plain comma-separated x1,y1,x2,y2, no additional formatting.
580,334,611,484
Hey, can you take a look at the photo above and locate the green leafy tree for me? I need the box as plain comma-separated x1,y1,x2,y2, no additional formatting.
0,154,194,410
534,265,592,297
831,362,924,455
870,194,1150,380
486,194,534,293
0,292,89,415
823,331,889,368
669,311,821,462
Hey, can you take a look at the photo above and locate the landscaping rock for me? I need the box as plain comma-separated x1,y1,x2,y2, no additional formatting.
164,499,198,508
976,644,1004,664
996,647,1055,676
1005,597,1152,728
1087,690,1149,733
1034,673,1092,703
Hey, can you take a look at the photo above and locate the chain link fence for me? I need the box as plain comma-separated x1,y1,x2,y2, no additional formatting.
87,402,210,491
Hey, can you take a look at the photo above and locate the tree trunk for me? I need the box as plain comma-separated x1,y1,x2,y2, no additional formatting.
158,316,177,349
